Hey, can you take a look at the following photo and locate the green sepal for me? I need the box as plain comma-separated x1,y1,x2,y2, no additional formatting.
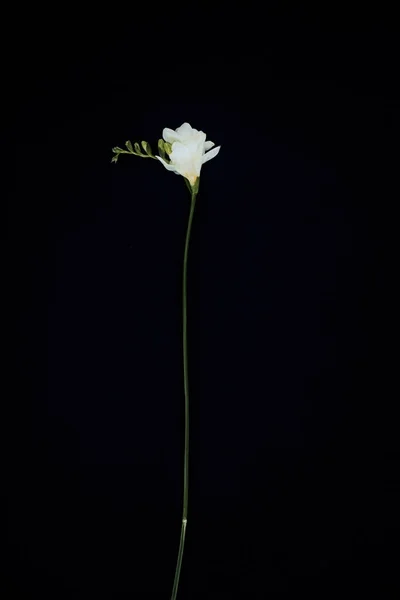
191,177,200,196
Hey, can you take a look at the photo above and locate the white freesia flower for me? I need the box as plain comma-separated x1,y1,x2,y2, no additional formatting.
155,122,221,187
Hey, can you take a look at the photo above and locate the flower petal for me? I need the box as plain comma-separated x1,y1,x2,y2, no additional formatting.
169,142,192,164
155,155,180,174
201,145,221,164
204,140,215,152
175,122,195,140
162,128,181,144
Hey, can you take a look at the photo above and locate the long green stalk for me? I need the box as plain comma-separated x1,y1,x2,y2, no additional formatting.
170,191,197,600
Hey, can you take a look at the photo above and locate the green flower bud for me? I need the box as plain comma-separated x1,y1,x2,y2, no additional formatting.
164,142,173,155
158,139,166,159
141,141,153,156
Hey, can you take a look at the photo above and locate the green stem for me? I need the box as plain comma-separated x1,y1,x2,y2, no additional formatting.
170,190,197,600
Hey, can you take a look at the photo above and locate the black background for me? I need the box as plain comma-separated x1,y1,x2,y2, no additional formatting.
6,6,397,598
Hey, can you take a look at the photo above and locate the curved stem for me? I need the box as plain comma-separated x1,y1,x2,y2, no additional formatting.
170,190,197,600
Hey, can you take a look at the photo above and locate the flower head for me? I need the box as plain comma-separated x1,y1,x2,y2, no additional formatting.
155,123,221,187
